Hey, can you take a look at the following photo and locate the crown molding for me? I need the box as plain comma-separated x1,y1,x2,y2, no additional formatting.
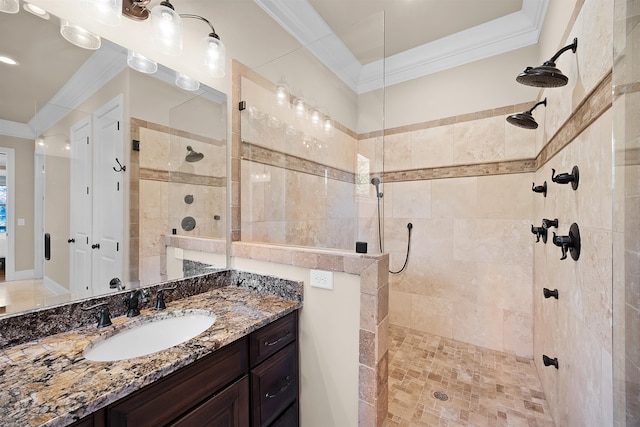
255,0,548,94
0,119,35,139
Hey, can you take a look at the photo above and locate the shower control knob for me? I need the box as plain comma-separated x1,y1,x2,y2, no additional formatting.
532,181,547,197
531,225,547,243
552,223,581,261
541,218,558,229
542,355,559,369
551,166,579,190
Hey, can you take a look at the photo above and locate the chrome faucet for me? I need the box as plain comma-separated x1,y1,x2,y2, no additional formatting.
125,289,149,317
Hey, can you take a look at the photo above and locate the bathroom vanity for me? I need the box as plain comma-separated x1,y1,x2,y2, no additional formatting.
73,311,298,427
0,272,303,427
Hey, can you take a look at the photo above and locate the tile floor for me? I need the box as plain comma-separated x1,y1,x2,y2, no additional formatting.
387,324,555,426
0,279,70,315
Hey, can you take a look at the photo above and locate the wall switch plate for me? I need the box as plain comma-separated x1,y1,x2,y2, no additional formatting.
310,269,333,290
17,218,25,226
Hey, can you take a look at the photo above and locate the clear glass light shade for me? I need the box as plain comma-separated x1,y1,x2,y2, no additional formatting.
23,3,49,19
0,0,19,13
175,72,200,91
151,4,182,56
203,35,225,78
275,77,289,106
310,109,321,125
81,0,122,26
127,50,157,74
60,20,102,50
294,98,306,117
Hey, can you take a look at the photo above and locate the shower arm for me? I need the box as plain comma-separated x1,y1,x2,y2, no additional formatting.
546,38,578,65
527,98,547,114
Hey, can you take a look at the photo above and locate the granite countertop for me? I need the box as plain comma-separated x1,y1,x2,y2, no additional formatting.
0,285,301,426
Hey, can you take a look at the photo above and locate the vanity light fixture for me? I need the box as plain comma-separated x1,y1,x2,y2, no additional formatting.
81,0,122,26
60,19,102,50
127,50,158,74
175,72,200,91
23,2,49,19
0,0,19,14
122,0,225,77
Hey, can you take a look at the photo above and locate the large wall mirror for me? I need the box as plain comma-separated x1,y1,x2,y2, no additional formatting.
0,6,228,316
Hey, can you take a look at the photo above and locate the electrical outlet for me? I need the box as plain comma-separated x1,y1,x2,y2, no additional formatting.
310,269,333,290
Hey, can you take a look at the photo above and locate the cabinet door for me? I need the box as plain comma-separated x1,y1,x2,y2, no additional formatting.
251,343,297,427
108,338,247,426
169,376,249,427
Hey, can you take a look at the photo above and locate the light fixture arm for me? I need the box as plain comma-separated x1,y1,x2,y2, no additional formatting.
546,37,578,65
179,13,220,39
527,98,547,114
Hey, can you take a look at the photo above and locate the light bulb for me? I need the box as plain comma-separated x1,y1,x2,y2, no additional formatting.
203,35,225,78
151,3,182,56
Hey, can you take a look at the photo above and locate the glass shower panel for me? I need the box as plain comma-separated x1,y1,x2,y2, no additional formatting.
240,10,385,252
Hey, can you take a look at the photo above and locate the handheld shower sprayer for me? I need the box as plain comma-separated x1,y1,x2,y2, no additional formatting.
371,177,382,198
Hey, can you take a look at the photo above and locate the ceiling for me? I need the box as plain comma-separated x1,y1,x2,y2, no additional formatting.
0,0,548,131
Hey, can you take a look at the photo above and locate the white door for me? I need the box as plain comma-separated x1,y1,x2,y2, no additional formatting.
91,95,124,296
69,117,93,298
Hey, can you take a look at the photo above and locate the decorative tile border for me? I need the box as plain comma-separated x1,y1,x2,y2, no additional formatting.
382,159,537,182
139,168,226,187
241,141,355,183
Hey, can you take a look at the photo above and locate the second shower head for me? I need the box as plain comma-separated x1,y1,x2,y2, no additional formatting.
507,98,547,129
185,146,204,162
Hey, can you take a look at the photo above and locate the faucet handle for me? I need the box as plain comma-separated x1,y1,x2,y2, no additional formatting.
81,302,112,328
155,286,177,310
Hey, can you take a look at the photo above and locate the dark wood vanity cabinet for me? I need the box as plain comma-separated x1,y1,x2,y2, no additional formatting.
70,311,298,427
249,312,298,427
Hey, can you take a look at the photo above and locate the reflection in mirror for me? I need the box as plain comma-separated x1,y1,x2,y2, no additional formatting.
0,4,227,316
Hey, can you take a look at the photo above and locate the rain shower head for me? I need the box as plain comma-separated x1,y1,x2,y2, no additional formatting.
506,98,547,129
185,145,204,162
516,38,578,88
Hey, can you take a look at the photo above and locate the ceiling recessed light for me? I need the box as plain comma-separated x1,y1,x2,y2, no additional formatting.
23,3,50,19
0,55,18,65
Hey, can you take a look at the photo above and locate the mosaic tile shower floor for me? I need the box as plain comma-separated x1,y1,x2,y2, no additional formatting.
387,325,555,426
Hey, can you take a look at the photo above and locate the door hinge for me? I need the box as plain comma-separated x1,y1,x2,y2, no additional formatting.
117,182,120,191
117,121,120,131
86,136,89,145
117,242,119,252
86,186,89,195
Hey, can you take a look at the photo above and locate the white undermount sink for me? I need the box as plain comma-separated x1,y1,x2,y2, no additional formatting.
83,311,216,362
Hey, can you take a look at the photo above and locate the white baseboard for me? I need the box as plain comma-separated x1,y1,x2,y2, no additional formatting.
12,269,34,281
43,277,70,296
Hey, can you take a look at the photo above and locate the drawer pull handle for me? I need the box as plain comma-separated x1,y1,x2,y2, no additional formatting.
266,376,291,399
264,331,290,347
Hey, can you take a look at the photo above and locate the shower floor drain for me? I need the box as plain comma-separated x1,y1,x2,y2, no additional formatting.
433,391,449,401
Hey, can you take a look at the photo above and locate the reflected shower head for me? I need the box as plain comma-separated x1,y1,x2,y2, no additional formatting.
506,98,547,129
185,145,204,162
516,38,578,88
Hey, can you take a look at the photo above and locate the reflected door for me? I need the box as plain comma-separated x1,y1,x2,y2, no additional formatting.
69,117,92,298
91,95,124,296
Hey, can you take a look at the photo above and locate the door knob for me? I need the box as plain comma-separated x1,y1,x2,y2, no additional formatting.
67,238,75,243
91,243,100,249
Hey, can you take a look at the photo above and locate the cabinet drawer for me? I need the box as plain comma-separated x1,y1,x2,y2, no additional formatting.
109,338,248,426
250,343,297,427
250,312,296,367
169,376,249,427
270,402,298,427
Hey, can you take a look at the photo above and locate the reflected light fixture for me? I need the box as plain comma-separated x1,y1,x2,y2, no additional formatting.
23,2,49,19
81,0,122,26
294,97,306,117
0,0,18,14
127,50,158,73
122,1,225,77
60,19,102,50
175,72,199,91
0,55,18,65
516,38,578,88
275,77,290,106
